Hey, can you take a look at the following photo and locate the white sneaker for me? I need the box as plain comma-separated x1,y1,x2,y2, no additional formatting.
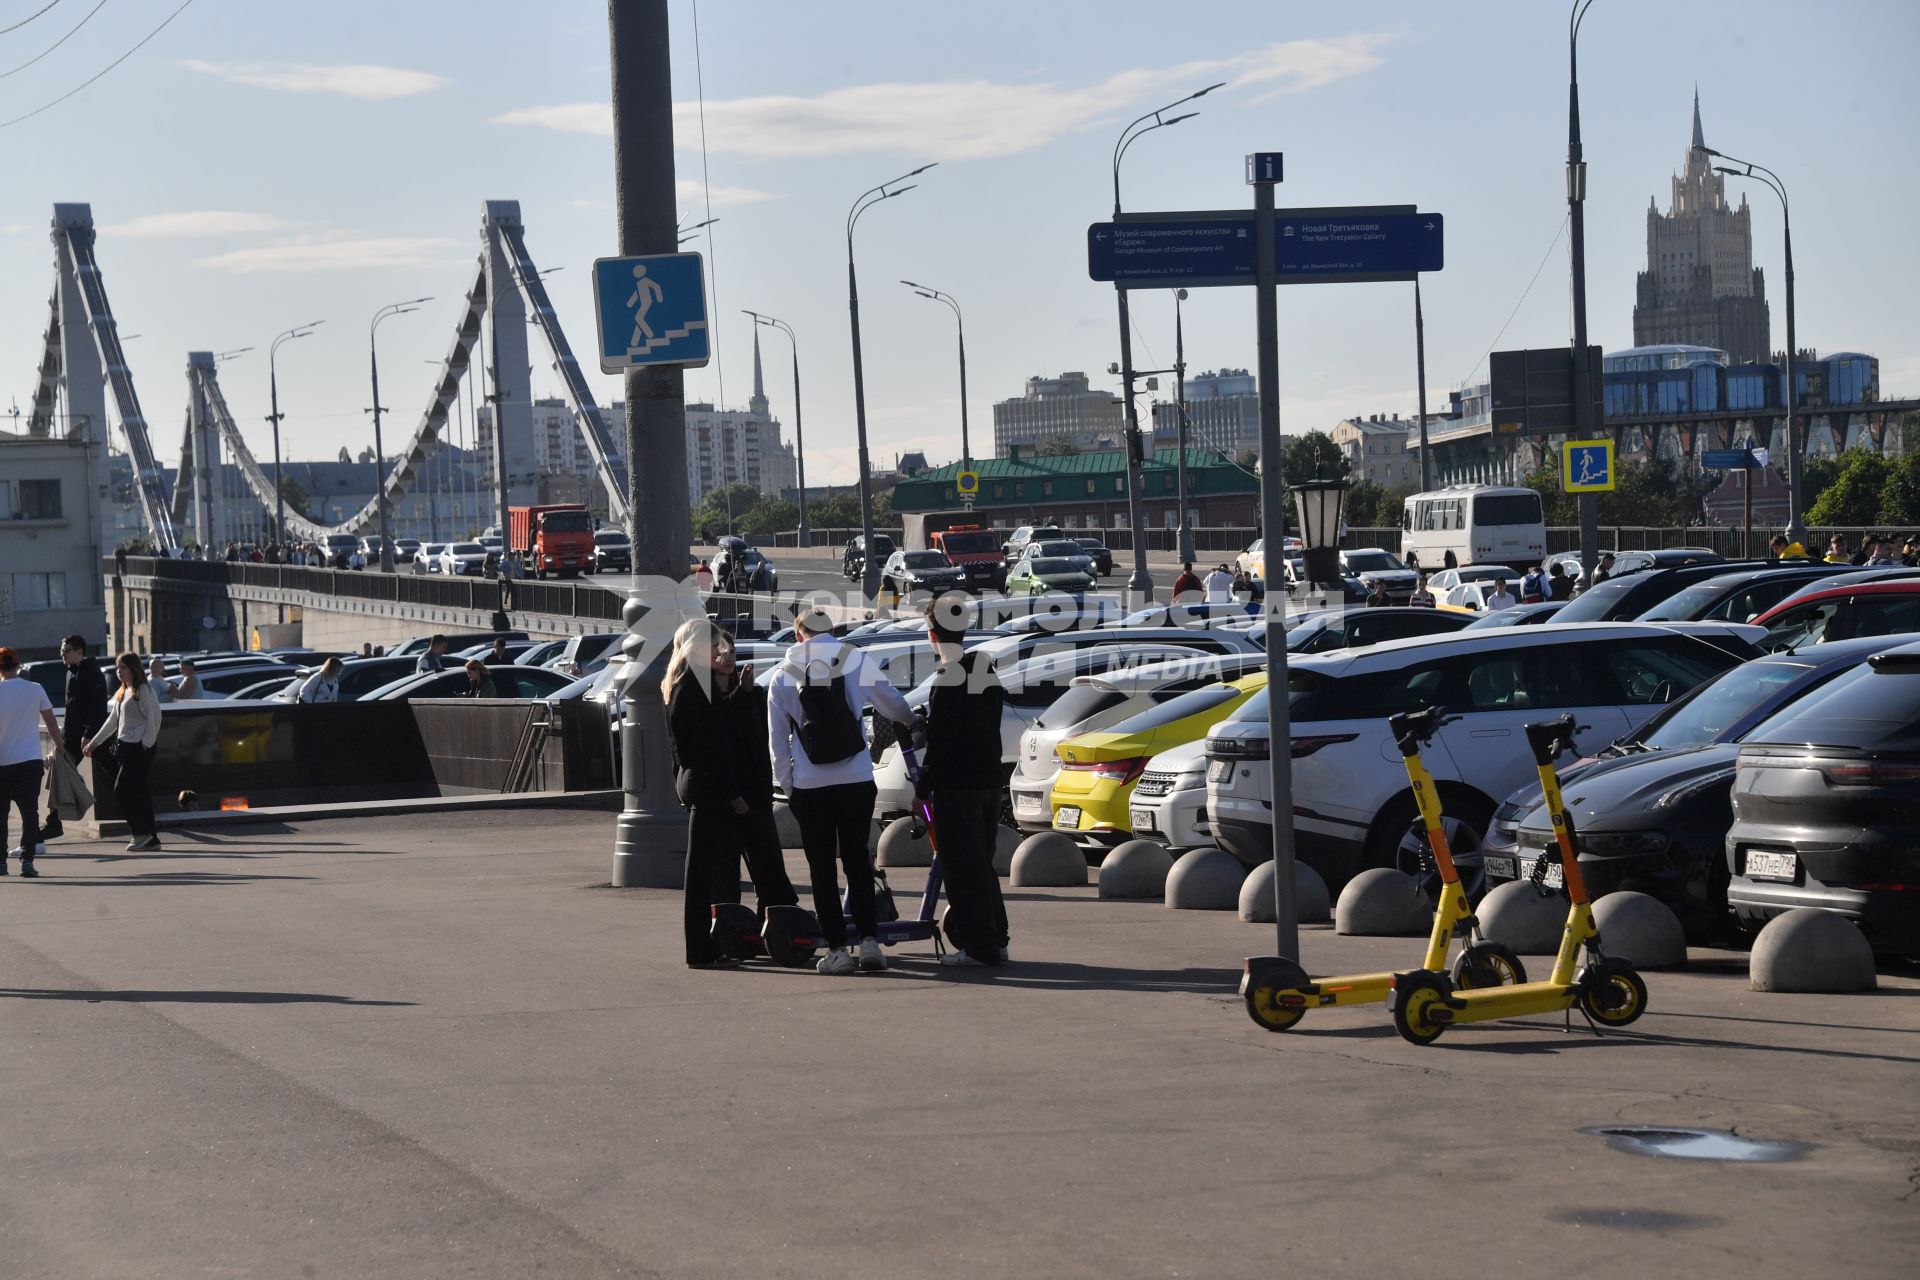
857,937,887,972
940,951,987,967
816,947,856,976
9,844,45,858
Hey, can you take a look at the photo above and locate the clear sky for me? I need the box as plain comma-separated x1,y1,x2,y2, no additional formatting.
5,0,1916,486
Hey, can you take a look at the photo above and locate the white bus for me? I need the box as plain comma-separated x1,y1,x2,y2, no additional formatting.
1398,485,1546,572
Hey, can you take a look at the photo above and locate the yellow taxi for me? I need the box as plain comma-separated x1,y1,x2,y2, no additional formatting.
1049,671,1267,843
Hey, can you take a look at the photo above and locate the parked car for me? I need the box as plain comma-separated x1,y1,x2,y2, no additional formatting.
171,664,291,700
1340,548,1418,602
1548,546,1723,588
229,675,302,701
591,529,632,574
1464,601,1563,628
1748,579,1920,652
842,533,897,582
1076,539,1115,577
1004,540,1096,595
1117,601,1263,629
710,543,778,593
1051,672,1267,845
420,542,447,571
882,549,965,597
1725,641,1920,954
267,656,427,703
1427,564,1515,596
1551,560,1775,623
438,541,490,576
517,638,571,668
1262,607,1474,655
363,664,575,701
1007,654,1269,833
1481,637,1902,935
1126,739,1216,852
1204,624,1743,887
1236,536,1302,582
457,639,539,662
389,631,530,657
1635,565,1846,625
394,538,422,564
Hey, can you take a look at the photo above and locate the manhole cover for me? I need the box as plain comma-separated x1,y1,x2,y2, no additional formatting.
1582,1126,1807,1163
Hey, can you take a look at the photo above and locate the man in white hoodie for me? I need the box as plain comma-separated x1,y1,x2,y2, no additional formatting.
768,608,916,975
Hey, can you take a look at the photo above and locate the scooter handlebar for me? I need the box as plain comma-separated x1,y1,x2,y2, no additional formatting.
1388,704,1455,756
1524,714,1579,766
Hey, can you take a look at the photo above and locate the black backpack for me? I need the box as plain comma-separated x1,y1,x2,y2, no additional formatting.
787,660,865,766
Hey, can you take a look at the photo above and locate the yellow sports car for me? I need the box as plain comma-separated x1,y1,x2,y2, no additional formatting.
1049,671,1267,843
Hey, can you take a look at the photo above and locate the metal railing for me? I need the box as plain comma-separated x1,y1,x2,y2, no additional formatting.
117,556,628,622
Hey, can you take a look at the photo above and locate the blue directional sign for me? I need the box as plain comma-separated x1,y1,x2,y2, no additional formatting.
592,252,710,373
1700,448,1752,469
1087,207,1443,289
1562,439,1616,493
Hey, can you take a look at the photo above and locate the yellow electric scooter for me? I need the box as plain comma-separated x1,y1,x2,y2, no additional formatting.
1386,713,1649,1045
1241,705,1526,1032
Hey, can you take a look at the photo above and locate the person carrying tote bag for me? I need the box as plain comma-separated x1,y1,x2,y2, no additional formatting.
84,652,163,853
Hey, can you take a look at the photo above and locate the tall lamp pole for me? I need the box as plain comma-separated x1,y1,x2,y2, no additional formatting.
1414,282,1431,491
1114,82,1223,598
848,163,937,600
745,310,808,546
1174,287,1194,565
1697,144,1800,544
901,281,971,471
368,297,430,572
266,320,322,547
1567,0,1601,584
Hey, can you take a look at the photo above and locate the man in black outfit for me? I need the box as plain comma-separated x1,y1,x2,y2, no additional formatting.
40,635,108,843
918,602,1010,967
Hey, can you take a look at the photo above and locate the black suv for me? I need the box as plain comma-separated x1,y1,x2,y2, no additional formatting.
843,533,897,582
1552,560,1780,623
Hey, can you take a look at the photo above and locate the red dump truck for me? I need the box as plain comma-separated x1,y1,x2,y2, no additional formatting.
509,503,596,578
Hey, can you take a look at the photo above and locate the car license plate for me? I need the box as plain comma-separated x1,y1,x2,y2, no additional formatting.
1541,860,1564,890
1013,793,1042,816
1746,850,1798,881
1481,854,1515,881
1054,806,1082,830
1131,808,1155,832
1207,758,1234,784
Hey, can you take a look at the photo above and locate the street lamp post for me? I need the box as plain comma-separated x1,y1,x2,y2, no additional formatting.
848,163,936,601
368,297,431,573
1113,82,1224,600
1698,144,1800,544
901,281,971,471
267,321,323,546
1174,287,1194,565
1567,0,1601,584
744,310,809,546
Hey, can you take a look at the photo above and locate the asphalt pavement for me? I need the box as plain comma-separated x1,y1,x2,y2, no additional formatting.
2,809,1913,1278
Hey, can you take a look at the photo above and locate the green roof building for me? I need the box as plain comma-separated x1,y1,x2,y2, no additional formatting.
889,449,1257,534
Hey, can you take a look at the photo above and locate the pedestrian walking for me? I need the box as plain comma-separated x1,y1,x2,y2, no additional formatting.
84,652,164,853
918,605,1010,967
1592,552,1615,583
1171,562,1203,603
664,619,801,968
39,635,107,844
1365,580,1390,608
767,608,915,975
416,635,450,674
298,657,344,703
1407,572,1436,607
1546,563,1574,601
1520,563,1546,604
0,646,64,875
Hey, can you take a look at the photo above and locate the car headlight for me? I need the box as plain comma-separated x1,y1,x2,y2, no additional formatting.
1653,770,1735,809
1170,772,1206,793
1578,830,1670,856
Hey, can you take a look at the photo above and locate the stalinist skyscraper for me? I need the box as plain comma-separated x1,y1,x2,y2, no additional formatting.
1631,93,1772,364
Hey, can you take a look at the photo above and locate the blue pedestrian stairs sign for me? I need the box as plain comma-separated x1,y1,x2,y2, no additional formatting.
593,252,710,373
1561,439,1616,492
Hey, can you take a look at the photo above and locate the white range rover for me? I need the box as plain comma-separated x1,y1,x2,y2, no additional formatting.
1202,623,1745,889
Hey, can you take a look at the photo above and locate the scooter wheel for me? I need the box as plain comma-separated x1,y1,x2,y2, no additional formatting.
1241,956,1311,1032
1452,942,1526,990
1390,972,1450,1046
1580,961,1648,1028
762,907,823,969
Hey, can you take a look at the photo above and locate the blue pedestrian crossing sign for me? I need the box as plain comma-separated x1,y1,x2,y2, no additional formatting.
1561,439,1616,492
592,252,710,373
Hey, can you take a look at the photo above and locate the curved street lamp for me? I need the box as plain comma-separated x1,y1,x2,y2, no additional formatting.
267,320,324,545
368,296,431,572
847,163,936,600
901,280,970,470
1697,143,1801,543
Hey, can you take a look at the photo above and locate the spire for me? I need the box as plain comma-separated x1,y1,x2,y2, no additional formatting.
1691,86,1704,151
749,326,768,416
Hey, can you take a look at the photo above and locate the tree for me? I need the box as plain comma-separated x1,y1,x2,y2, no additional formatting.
1805,449,1892,527
1038,436,1079,457
1280,430,1348,484
278,475,312,520
737,498,797,536
690,482,761,539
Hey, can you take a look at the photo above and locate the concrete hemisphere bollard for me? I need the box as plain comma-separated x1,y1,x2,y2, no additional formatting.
1009,831,1088,887
773,801,804,851
1474,879,1568,953
1237,859,1333,924
1590,891,1689,969
1333,867,1429,936
1749,908,1877,993
992,824,1020,877
875,814,933,868
1164,846,1248,911
1098,839,1176,900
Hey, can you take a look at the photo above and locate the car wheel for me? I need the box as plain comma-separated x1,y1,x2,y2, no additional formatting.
1374,792,1495,901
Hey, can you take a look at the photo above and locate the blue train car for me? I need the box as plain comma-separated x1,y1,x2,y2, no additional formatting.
1725,364,1777,412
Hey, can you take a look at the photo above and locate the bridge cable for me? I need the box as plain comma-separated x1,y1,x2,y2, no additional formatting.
0,0,104,80
0,1,63,38
1456,212,1567,391
690,0,724,409
0,0,191,131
